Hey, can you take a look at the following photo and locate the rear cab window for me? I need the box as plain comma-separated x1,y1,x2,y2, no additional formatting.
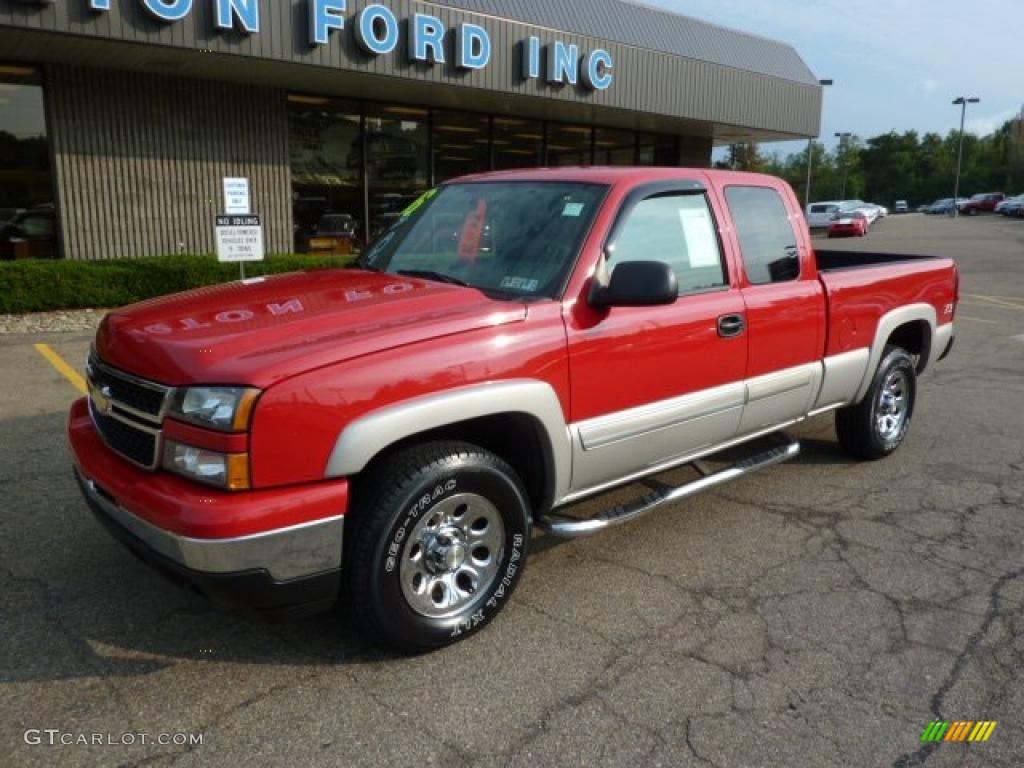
724,186,801,285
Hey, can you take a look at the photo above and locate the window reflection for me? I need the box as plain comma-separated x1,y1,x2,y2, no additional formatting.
638,133,679,166
288,95,363,254
433,111,490,183
0,67,57,260
492,118,543,170
365,104,430,241
546,123,592,167
285,92,691,255
594,128,635,165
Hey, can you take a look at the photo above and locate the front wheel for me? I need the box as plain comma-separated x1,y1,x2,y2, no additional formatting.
345,441,531,651
835,346,917,460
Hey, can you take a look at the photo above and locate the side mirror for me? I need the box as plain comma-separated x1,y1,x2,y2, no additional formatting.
591,260,678,308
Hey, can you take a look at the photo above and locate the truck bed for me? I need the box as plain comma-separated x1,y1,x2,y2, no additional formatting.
815,249,947,272
815,249,958,360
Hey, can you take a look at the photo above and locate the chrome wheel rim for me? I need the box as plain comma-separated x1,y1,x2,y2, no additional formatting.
876,369,909,441
399,493,505,619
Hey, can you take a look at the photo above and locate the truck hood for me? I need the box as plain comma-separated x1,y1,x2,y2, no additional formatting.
96,269,527,387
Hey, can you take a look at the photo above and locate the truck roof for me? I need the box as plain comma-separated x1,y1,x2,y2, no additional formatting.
448,166,785,188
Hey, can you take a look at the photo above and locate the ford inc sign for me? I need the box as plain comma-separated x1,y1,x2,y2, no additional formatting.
75,0,615,91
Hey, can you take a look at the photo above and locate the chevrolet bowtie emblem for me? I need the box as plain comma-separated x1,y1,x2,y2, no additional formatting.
91,384,114,415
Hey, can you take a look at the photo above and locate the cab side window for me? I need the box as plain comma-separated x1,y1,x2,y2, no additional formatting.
725,186,800,284
609,193,726,294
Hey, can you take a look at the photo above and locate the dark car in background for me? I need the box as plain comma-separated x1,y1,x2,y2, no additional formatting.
958,193,1005,215
0,205,58,260
306,213,359,256
998,196,1024,218
0,207,24,225
928,198,968,215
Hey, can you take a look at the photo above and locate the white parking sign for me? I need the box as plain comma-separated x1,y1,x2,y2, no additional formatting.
215,215,264,263
223,177,251,215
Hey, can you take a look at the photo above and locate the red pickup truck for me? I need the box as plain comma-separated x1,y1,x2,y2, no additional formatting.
69,168,958,650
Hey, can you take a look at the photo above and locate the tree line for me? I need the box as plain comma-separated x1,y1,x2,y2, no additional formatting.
717,115,1024,207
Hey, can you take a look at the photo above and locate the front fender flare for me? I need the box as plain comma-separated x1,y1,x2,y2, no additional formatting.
324,380,572,505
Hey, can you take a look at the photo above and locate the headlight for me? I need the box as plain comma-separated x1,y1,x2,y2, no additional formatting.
168,386,260,432
163,440,250,491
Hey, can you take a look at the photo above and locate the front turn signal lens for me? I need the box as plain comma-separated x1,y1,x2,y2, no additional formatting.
162,440,250,491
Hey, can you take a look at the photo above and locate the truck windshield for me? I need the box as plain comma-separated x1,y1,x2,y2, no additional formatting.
359,181,608,299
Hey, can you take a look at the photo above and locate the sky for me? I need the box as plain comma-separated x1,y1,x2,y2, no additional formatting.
644,0,1024,157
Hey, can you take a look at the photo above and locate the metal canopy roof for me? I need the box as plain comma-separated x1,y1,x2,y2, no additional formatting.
428,0,819,85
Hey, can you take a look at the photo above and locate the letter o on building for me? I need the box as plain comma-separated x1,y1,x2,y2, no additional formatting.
141,0,193,22
355,4,399,55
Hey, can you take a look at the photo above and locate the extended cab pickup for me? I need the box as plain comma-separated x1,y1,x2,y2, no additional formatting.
69,168,958,650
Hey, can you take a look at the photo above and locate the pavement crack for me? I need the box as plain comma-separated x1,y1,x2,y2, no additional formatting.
891,565,1024,768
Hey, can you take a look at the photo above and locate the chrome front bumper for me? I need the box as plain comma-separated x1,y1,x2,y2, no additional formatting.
76,471,344,583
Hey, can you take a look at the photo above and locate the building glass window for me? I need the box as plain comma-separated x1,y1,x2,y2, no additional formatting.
0,65,57,260
364,104,430,241
546,123,592,167
433,111,491,183
637,132,679,166
492,118,543,170
288,95,363,254
594,128,635,166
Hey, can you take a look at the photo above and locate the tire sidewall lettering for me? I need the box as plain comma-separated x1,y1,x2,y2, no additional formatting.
375,462,529,645
384,478,457,574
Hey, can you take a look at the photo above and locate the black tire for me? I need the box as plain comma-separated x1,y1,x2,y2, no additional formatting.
345,441,531,652
835,346,917,461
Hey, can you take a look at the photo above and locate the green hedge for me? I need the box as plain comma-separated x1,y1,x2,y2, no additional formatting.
0,254,357,314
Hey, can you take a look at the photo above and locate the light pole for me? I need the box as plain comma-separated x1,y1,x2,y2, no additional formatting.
952,96,980,217
835,132,852,198
805,79,833,206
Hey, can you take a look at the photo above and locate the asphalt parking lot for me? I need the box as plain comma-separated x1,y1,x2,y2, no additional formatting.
2,213,1023,767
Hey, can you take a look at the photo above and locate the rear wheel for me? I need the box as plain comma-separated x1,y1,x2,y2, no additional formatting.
345,441,531,651
836,346,917,460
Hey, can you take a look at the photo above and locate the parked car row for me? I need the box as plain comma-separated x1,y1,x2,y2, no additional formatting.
806,199,888,230
915,192,1024,218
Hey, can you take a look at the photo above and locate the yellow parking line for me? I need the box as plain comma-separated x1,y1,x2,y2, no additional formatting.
967,292,1024,305
34,343,88,395
965,294,1024,311
954,315,998,324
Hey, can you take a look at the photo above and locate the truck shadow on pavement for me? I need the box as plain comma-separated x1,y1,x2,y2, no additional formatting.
0,412,856,684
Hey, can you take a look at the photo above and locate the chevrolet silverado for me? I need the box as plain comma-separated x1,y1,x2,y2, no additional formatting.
69,168,958,650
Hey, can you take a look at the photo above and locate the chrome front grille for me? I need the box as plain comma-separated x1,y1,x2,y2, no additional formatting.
86,354,172,470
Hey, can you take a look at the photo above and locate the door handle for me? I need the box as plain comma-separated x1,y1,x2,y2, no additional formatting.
717,314,746,338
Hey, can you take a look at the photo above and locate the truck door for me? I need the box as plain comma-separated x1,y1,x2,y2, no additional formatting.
566,184,749,493
721,184,826,435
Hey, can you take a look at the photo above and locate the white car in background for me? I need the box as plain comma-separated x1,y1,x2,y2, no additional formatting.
836,201,880,224
806,201,842,228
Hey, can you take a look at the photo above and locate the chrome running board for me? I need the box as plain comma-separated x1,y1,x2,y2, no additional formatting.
535,435,800,539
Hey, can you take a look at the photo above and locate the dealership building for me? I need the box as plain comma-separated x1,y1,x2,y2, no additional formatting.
0,0,823,260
